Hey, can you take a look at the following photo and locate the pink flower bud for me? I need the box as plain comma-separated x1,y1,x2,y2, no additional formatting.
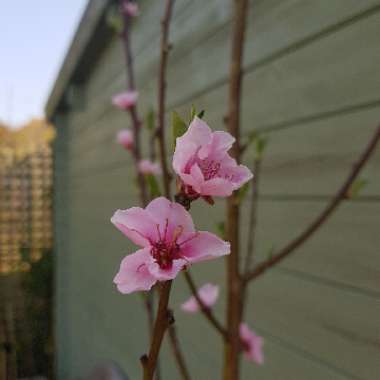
112,91,138,110
181,283,219,313
240,323,264,365
138,159,162,175
123,2,139,17
117,129,134,150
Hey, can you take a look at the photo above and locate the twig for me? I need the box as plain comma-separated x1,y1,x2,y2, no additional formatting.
120,1,148,206
168,324,192,380
224,1,249,379
243,158,261,273
244,124,380,284
183,271,228,340
157,0,175,198
142,281,173,380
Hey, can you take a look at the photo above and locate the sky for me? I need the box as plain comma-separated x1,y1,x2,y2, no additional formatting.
0,0,88,129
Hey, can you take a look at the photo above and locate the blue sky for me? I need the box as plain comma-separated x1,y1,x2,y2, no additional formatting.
0,0,88,128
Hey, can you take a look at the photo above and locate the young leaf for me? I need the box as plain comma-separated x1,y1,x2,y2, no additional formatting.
255,136,268,160
197,110,205,119
172,111,187,149
190,104,197,121
215,221,225,240
106,5,123,34
146,174,161,198
347,178,368,199
145,108,155,131
236,182,250,204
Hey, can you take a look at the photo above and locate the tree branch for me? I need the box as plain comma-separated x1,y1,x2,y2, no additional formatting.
168,323,192,380
224,0,249,379
183,271,228,340
120,1,148,206
157,0,175,199
243,158,261,274
244,124,380,284
142,281,173,380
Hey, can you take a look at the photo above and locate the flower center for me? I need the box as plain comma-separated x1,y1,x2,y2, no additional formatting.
198,159,221,180
150,221,183,270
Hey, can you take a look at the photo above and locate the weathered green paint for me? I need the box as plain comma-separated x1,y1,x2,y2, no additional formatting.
48,0,380,379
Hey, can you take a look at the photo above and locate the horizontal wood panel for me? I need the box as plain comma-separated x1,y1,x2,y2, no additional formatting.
66,0,380,143
66,104,380,201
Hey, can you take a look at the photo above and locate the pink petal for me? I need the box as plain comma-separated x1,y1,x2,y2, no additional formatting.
112,91,138,110
201,177,234,197
147,258,187,281
113,248,157,294
146,197,195,239
138,159,162,175
116,129,134,149
181,283,219,313
181,231,230,263
184,117,213,154
173,141,198,174
111,207,157,247
219,155,253,189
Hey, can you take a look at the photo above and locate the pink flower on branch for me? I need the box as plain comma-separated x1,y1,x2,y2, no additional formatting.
240,323,264,365
123,2,139,17
112,90,138,110
181,283,219,313
138,159,162,175
173,117,253,199
116,129,134,150
111,197,230,294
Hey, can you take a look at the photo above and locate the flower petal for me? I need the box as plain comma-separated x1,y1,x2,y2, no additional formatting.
181,231,230,263
113,248,157,294
146,197,195,239
147,258,187,281
219,155,253,189
111,207,157,247
201,177,234,197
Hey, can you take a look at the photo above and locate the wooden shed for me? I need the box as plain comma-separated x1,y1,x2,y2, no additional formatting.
46,0,380,379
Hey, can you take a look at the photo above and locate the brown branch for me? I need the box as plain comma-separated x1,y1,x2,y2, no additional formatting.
168,324,192,380
183,271,228,340
244,124,380,284
157,0,175,199
142,281,173,380
120,1,148,206
224,1,249,379
243,158,261,273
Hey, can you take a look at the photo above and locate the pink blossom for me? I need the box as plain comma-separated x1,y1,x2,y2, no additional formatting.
138,159,162,175
173,117,253,199
122,2,139,17
111,197,230,294
240,323,264,365
116,129,134,150
181,283,219,313
112,90,138,110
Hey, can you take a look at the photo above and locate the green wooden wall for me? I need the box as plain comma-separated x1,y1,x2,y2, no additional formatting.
52,0,380,379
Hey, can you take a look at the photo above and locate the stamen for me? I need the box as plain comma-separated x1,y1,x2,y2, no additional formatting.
156,224,162,240
164,218,169,241
172,225,184,244
129,228,152,244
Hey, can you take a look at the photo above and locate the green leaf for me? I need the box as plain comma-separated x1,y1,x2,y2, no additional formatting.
146,174,161,198
255,136,268,160
172,111,187,149
215,221,225,240
236,182,250,203
197,110,205,119
145,108,155,131
190,104,197,121
106,5,123,34
347,178,368,199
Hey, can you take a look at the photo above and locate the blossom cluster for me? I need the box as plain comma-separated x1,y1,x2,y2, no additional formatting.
111,91,263,363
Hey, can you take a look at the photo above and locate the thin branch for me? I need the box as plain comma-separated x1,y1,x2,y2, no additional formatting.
142,281,173,380
183,271,229,340
224,0,249,379
244,124,380,284
120,1,148,206
168,323,192,380
243,158,261,273
157,0,175,199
